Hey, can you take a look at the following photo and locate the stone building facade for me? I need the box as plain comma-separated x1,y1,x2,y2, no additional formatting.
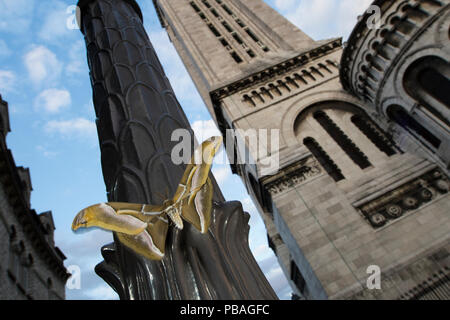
153,0,450,299
0,95,69,300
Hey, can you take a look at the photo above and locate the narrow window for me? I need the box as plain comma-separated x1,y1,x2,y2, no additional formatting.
304,137,345,182
419,68,450,108
404,56,450,127
303,70,316,81
190,2,201,12
210,8,220,18
291,261,306,295
220,38,230,48
326,60,338,69
207,23,221,37
243,95,255,107
388,105,441,149
351,115,397,156
318,63,332,74
222,21,233,33
236,19,246,28
277,80,291,92
252,91,264,103
232,33,243,44
201,0,211,9
294,73,307,85
268,84,282,96
260,87,273,100
310,67,324,77
231,51,243,63
286,77,299,89
222,4,234,15
314,111,372,169
245,28,260,43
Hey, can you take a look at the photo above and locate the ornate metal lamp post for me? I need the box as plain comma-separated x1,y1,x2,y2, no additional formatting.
76,0,277,300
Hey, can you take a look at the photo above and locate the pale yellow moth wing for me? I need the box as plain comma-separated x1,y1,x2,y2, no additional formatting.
108,202,165,224
187,136,222,204
181,177,213,234
116,216,169,261
106,202,144,212
147,216,169,254
172,163,196,202
72,203,147,236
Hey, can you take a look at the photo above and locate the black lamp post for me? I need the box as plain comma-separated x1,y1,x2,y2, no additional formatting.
77,0,277,300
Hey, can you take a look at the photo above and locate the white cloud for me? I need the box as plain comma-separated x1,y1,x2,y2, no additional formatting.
253,243,272,259
0,0,35,33
212,166,232,185
24,46,63,85
191,119,221,142
45,118,97,141
191,119,229,165
34,89,71,114
38,1,74,42
146,30,205,110
84,284,118,300
36,145,59,158
0,40,11,58
0,70,16,92
66,40,87,76
275,0,373,40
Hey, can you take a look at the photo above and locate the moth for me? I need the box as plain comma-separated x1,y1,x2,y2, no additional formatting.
72,136,223,261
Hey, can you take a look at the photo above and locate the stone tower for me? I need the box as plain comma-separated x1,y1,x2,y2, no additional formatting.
153,0,450,299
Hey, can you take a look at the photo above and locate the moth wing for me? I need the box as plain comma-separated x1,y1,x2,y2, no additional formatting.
116,217,169,261
172,163,196,202
109,202,165,223
107,202,146,212
181,177,213,234
72,203,147,236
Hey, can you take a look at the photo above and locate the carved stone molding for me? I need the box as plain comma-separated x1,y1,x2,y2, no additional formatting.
211,39,342,102
340,0,449,106
398,266,450,300
262,156,322,196
356,168,449,228
240,60,338,108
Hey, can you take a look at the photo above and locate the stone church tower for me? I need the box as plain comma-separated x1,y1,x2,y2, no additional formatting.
153,0,450,299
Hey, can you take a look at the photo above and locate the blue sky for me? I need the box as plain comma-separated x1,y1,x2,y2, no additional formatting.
0,0,372,300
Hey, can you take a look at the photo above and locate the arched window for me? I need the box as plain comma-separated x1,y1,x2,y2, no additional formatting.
293,73,307,85
252,91,264,103
404,56,450,127
243,94,255,107
351,115,397,156
387,105,441,149
268,83,282,97
260,87,273,100
277,80,291,93
313,111,372,169
295,101,399,181
286,76,299,89
291,260,306,295
303,137,345,182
